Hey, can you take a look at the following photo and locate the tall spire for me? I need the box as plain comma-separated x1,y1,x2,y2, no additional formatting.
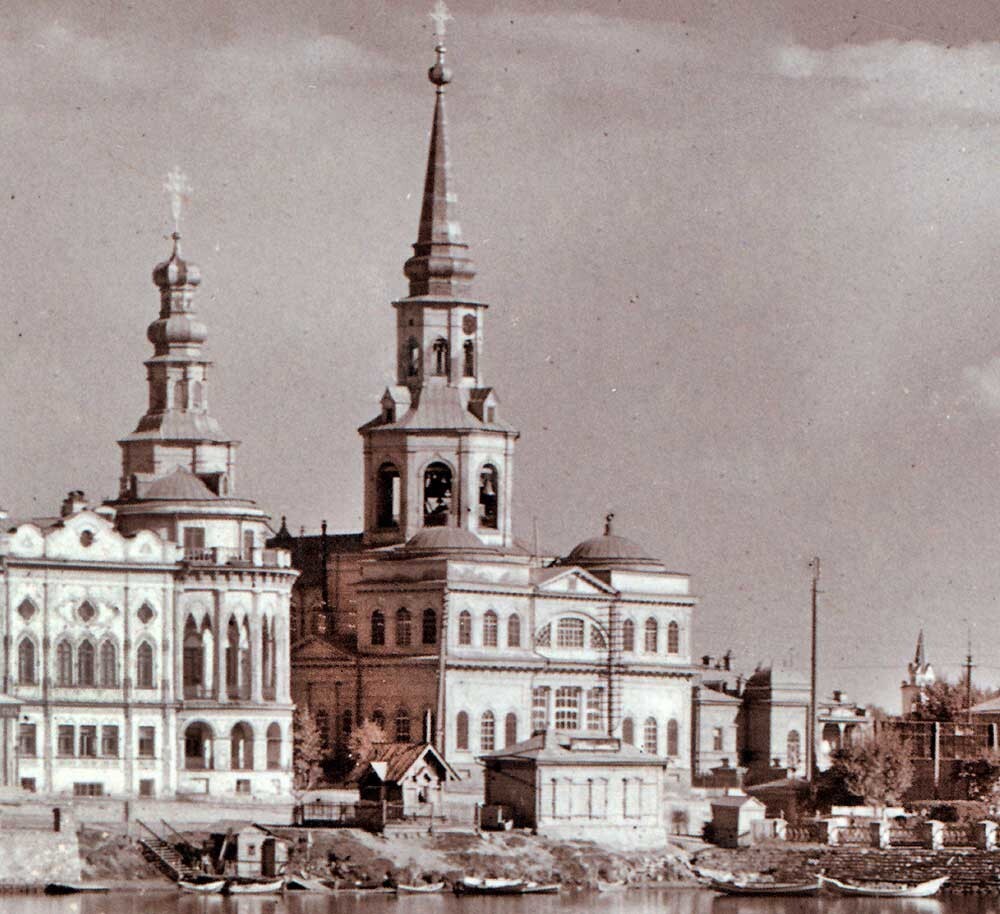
403,2,476,298
914,629,925,667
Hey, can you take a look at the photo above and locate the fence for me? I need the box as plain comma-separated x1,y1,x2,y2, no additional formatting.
294,799,444,832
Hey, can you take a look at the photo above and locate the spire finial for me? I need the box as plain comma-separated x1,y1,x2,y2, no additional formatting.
430,0,452,43
604,512,615,536
428,1,453,88
163,166,192,236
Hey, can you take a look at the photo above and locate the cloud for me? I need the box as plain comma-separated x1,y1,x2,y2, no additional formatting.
963,356,1000,411
773,39,1000,118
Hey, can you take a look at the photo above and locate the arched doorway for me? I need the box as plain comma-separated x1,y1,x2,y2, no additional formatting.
184,722,214,770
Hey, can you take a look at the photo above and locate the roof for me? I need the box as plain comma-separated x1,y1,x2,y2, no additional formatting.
359,384,517,434
969,696,1000,714
480,729,668,767
560,532,665,572
142,467,220,501
347,742,459,784
404,527,490,552
698,685,743,705
710,794,765,809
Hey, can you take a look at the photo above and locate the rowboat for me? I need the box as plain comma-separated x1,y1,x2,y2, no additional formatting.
453,877,525,895
43,884,110,895
224,878,284,895
521,882,560,894
709,877,822,897
596,880,628,892
178,879,226,894
819,874,948,898
397,882,446,894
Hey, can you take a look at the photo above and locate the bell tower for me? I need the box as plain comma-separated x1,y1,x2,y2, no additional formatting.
360,10,519,549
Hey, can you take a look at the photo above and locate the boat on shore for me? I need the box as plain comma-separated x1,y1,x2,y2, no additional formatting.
453,877,526,895
397,882,446,894
596,880,628,892
708,877,821,897
43,883,110,895
178,879,226,894
819,874,948,898
224,878,284,895
521,882,560,894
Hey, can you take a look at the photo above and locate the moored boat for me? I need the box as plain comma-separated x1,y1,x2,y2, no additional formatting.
709,877,821,897
224,878,285,895
178,879,226,894
521,882,560,894
453,877,525,895
44,883,111,895
397,882,446,894
596,880,628,892
819,874,948,898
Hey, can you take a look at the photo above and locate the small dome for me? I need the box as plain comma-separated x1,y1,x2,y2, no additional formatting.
153,233,201,289
147,314,208,347
403,526,490,553
564,533,665,571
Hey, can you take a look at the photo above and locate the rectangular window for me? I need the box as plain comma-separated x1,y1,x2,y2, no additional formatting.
18,723,37,757
712,726,724,752
138,726,156,758
554,686,581,730
236,779,251,795
183,527,206,555
73,782,104,797
556,618,585,648
101,725,119,757
243,529,255,559
57,725,75,757
586,688,604,731
139,779,155,797
79,725,97,758
20,778,36,793
531,687,550,732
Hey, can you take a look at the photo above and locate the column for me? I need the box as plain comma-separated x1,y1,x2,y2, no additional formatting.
214,590,227,703
250,591,263,703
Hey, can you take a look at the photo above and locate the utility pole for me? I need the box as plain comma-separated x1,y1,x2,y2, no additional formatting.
808,557,820,781
965,627,975,725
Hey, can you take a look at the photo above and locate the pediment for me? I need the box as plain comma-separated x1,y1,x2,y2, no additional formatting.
535,567,617,596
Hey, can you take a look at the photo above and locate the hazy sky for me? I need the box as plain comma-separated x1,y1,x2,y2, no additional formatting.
3,1,1000,710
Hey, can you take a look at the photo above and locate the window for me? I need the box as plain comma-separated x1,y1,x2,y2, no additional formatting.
644,618,658,653
483,610,498,647
316,710,330,748
137,602,154,624
73,783,104,797
456,711,469,750
56,641,73,686
183,618,205,696
554,687,581,730
422,608,437,645
267,723,281,769
136,642,155,689
138,726,156,758
20,778,36,793
396,608,412,647
787,730,801,770
17,638,35,685
376,464,401,528
712,726,724,752
79,725,97,758
243,530,255,559
139,779,155,797
395,708,411,743
667,718,679,756
622,718,634,745
100,641,117,687
432,337,449,376
556,618,585,648
586,688,604,731
191,381,204,409
589,626,607,649
236,779,251,795
183,526,205,555
479,465,498,529
371,709,386,731
505,713,518,748
643,718,658,754
667,621,680,654
17,599,36,621
458,610,472,646
622,619,635,652
507,614,521,647
463,338,475,377
78,600,96,623
423,462,453,526
184,723,213,770
480,711,495,752
406,337,421,376
532,687,549,732
535,624,551,647
342,709,353,741
231,723,253,770
371,610,385,646
18,723,36,757
57,726,75,757
78,641,96,686
101,725,119,757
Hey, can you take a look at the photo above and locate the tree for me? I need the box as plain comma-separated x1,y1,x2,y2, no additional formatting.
347,719,387,764
955,751,1000,804
830,725,913,810
292,706,325,793
909,678,1000,722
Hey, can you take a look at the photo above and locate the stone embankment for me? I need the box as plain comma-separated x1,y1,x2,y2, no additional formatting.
696,843,1000,893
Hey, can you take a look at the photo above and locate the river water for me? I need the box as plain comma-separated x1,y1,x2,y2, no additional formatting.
0,888,997,914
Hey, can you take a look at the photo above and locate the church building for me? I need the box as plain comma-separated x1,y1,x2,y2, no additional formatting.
1,227,296,799
285,34,699,791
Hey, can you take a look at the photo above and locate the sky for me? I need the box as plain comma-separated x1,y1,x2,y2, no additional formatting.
3,1,1000,711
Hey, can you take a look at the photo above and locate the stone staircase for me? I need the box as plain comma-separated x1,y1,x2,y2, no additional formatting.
136,822,200,882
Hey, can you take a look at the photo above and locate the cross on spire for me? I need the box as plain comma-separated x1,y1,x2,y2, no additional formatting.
163,166,192,235
429,0,453,42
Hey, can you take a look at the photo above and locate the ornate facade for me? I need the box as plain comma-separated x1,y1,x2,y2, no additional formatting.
1,233,296,799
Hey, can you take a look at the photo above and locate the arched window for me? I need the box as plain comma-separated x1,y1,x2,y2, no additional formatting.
371,610,385,646
479,465,498,529
589,625,607,649
422,608,437,645
190,380,203,409
99,641,117,687
456,711,469,750
480,711,495,752
184,722,214,770
262,618,275,694
423,462,453,527
395,708,411,743
173,379,186,409
396,608,412,647
787,730,802,770
17,638,35,685
458,610,472,646
507,614,521,648
376,463,400,528
505,712,518,747
230,722,254,770
622,619,635,652
267,723,281,770
136,642,155,689
78,640,95,686
483,610,498,647
432,337,449,376
463,338,475,377
667,621,680,654
622,718,635,745
371,709,386,732
643,717,658,755
56,641,73,686
183,616,207,697
644,618,658,653
225,618,240,697
406,337,421,377
667,718,679,756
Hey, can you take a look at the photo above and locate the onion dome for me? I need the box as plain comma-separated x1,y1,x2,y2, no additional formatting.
147,232,208,353
153,232,201,289
563,514,665,572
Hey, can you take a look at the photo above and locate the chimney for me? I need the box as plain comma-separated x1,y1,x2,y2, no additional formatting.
60,490,87,517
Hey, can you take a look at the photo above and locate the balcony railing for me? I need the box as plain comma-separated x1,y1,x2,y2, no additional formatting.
182,547,292,569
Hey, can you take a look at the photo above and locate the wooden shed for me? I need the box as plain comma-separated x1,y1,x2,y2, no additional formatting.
350,743,459,819
710,794,766,848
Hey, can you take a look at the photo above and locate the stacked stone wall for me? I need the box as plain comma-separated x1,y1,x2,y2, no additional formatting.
0,827,81,887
